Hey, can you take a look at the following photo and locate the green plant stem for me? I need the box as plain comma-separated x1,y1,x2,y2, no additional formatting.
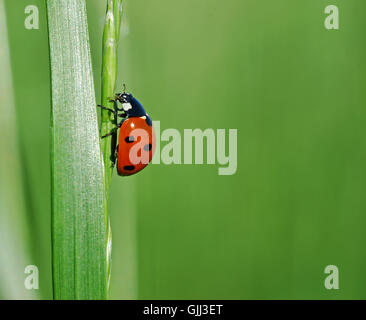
47,0,108,300
100,0,123,197
100,0,123,296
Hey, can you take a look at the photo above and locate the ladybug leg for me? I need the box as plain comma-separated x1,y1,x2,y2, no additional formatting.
116,105,125,112
112,145,119,167
109,93,122,101
109,94,124,111
101,127,118,139
118,112,127,118
97,104,115,113
111,156,116,168
111,99,125,113
117,118,125,128
108,93,120,101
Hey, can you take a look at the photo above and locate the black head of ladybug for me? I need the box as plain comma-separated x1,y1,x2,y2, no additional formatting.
117,92,147,118
117,92,131,103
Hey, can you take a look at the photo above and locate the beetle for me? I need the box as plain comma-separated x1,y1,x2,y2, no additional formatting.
98,85,155,176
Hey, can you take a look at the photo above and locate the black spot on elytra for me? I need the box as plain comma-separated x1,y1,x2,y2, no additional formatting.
125,136,135,143
145,115,152,126
144,144,152,151
124,165,135,171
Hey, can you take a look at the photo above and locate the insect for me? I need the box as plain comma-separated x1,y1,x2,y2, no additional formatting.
98,85,155,176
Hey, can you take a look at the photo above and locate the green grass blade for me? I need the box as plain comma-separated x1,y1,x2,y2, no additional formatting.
100,0,123,195
47,0,108,300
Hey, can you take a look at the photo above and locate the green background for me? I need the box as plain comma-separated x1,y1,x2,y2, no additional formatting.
1,0,366,299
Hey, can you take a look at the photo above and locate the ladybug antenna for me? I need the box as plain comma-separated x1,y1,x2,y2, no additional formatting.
123,83,126,93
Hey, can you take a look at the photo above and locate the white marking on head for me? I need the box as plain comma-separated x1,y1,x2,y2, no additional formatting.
122,102,132,111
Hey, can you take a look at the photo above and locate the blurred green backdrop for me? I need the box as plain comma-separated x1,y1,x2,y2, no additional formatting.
1,0,366,299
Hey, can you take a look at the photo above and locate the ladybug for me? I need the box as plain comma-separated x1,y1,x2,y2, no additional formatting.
98,86,155,176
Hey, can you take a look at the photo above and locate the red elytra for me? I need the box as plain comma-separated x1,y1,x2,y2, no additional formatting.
117,116,155,176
